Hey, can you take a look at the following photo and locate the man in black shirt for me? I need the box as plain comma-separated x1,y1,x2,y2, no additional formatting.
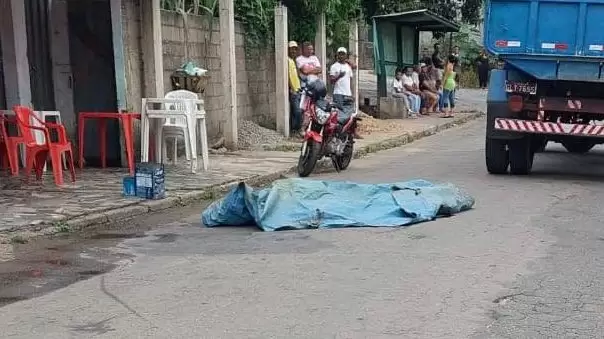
432,43,444,69
420,47,432,66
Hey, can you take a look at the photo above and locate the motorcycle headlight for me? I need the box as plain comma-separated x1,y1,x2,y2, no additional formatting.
315,107,330,125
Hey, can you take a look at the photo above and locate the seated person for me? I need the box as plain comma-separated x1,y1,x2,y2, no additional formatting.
397,68,421,116
419,63,439,113
412,64,428,114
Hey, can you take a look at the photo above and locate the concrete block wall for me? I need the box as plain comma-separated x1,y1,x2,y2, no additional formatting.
160,11,277,136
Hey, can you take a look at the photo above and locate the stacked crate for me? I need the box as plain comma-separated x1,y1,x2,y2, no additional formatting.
134,162,166,200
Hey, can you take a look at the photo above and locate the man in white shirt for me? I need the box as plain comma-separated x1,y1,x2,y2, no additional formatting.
329,47,362,138
329,47,354,103
392,69,417,117
296,42,322,86
401,66,422,115
412,64,421,88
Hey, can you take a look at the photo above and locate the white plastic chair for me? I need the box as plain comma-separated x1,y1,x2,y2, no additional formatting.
33,111,65,172
140,97,198,173
163,90,198,165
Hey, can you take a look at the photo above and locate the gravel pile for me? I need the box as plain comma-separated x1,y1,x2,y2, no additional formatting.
237,119,285,149
357,111,406,135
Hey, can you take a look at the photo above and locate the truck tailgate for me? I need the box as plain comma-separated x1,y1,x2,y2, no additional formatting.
484,0,604,81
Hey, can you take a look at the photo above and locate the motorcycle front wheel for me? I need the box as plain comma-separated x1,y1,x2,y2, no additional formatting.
297,139,321,177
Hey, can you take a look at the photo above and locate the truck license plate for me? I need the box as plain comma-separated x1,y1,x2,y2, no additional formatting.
505,81,537,95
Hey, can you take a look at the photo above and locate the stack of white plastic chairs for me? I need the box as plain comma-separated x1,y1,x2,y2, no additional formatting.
140,90,209,173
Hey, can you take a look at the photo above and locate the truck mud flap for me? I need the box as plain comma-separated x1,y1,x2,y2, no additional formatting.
494,118,604,138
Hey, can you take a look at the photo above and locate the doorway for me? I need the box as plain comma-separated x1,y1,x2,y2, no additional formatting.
24,0,56,111
67,0,120,167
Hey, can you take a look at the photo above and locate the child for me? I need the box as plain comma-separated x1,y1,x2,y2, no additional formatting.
441,55,457,118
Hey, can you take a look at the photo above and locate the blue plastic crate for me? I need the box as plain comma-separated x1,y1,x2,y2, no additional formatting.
122,176,137,197
135,162,166,200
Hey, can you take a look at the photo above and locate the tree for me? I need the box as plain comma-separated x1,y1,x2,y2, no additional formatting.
361,0,482,26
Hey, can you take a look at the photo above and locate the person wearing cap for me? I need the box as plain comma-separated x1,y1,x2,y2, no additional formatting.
329,46,362,138
296,42,322,86
287,41,303,134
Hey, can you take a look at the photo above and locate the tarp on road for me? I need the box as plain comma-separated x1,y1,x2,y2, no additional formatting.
201,178,475,232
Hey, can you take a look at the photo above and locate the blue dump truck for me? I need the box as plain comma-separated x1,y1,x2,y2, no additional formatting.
484,0,604,174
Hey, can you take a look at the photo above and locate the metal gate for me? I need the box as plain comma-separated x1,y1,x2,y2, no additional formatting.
24,0,55,110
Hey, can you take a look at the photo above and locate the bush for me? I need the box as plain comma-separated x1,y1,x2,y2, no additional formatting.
459,67,479,88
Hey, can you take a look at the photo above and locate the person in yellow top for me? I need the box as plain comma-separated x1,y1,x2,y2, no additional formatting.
288,41,303,134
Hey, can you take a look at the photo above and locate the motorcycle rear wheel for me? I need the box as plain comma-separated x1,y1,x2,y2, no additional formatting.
297,140,321,177
335,138,354,170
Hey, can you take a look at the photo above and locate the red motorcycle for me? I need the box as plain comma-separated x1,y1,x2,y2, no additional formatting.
297,80,361,177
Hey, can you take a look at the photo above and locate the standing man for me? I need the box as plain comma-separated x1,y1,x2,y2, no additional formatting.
329,47,362,139
288,41,302,135
475,49,490,90
432,43,445,80
432,43,445,69
420,47,432,66
296,42,322,86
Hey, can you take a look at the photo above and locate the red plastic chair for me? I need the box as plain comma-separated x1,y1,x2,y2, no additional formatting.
13,106,76,186
0,112,21,176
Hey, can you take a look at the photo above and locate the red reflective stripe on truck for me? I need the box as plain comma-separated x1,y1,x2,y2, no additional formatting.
495,118,604,136
495,40,521,47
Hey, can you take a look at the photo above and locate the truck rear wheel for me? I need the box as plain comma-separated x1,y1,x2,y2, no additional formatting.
509,139,534,175
531,138,548,153
562,140,595,154
485,138,509,174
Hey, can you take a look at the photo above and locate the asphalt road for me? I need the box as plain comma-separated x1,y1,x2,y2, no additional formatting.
2,118,604,339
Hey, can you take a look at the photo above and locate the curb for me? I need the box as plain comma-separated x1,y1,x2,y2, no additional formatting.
3,111,484,239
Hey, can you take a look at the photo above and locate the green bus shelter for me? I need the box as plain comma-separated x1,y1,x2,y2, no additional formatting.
372,9,460,99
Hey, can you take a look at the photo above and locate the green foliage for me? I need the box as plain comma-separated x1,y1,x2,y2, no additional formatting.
288,0,362,50
362,0,483,31
234,0,278,48
451,24,482,68
362,0,460,22
461,0,483,25
160,0,484,52
161,0,364,50
161,0,218,16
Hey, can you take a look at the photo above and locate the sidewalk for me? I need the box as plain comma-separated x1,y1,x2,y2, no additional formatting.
0,85,487,238
0,113,482,235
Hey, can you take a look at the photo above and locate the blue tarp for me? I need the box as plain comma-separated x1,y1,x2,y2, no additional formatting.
201,178,475,232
